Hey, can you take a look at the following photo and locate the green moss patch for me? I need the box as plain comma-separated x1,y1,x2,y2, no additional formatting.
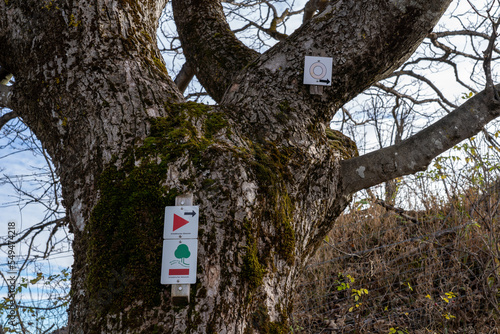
87,158,178,319
249,304,288,334
249,142,297,265
325,128,358,160
85,102,231,322
241,223,266,290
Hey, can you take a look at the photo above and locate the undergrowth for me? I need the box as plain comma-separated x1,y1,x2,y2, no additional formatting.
293,181,500,333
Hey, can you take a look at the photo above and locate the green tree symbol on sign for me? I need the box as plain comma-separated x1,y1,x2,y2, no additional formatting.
170,244,191,267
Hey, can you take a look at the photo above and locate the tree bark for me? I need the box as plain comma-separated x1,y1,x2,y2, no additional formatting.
0,85,13,109
0,0,470,332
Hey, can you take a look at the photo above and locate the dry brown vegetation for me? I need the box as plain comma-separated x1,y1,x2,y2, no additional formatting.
293,179,500,333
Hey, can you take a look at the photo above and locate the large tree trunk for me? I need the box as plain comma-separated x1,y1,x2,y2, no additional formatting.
0,0,455,332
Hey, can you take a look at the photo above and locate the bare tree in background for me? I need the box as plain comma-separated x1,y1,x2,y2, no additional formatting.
333,1,500,206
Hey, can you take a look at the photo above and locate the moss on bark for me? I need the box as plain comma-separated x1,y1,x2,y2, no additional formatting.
249,142,297,264
85,102,233,330
81,100,308,331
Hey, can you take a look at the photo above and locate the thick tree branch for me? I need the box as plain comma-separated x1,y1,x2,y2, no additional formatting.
0,84,13,109
340,85,500,195
174,62,195,94
0,109,17,128
302,0,329,24
172,0,259,102
222,0,453,137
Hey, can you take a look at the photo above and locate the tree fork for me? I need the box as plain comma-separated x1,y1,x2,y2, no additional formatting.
4,0,488,332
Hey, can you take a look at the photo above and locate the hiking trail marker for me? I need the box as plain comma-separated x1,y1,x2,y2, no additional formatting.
163,206,199,239
161,194,199,305
303,56,333,86
161,238,198,284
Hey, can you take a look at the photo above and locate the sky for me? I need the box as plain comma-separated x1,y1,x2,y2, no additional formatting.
0,123,71,331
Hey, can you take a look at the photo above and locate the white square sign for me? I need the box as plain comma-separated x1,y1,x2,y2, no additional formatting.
303,56,333,86
161,239,198,284
164,206,199,239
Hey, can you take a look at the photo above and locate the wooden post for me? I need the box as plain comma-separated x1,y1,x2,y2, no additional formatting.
309,84,324,95
171,193,193,306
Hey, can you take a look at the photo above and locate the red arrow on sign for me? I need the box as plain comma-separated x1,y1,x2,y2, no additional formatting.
173,214,189,231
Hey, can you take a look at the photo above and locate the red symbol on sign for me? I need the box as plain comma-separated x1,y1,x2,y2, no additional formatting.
173,214,189,231
169,269,189,275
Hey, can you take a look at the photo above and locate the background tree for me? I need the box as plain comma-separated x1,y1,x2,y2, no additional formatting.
334,0,500,207
1,0,500,332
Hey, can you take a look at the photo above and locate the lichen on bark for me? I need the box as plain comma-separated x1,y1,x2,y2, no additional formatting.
84,101,236,331
81,99,314,331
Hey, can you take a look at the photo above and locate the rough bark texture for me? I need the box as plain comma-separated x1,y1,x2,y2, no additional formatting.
0,0,468,332
172,0,259,103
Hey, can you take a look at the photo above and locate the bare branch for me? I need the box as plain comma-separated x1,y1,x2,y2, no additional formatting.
185,92,209,101
231,22,253,34
172,0,259,102
0,218,66,247
374,198,422,224
231,11,288,41
0,109,17,129
433,29,500,54
341,106,372,126
482,16,500,99
341,84,500,195
174,62,195,94
387,70,458,109
373,82,448,108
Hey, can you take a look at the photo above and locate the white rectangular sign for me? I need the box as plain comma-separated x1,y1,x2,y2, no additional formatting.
164,206,199,239
161,239,198,284
303,56,333,86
